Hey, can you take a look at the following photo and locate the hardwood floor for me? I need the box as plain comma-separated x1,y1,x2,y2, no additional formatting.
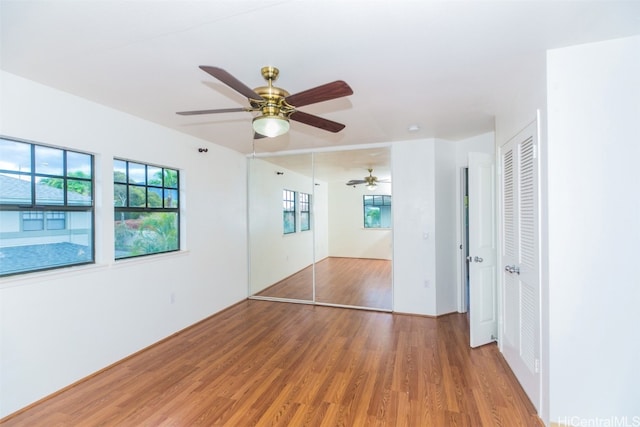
1,300,542,426
256,257,392,310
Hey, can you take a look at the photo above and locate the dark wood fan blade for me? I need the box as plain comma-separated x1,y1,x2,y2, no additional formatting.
346,180,366,186
176,107,248,116
289,111,346,133
199,66,264,100
285,80,353,108
254,132,268,139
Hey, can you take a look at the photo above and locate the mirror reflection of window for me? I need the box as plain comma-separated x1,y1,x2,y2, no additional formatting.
300,192,311,232
282,189,296,234
363,195,391,228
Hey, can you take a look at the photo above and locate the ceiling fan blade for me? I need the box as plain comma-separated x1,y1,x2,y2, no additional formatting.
253,132,268,139
346,180,367,186
289,111,346,133
199,66,264,100
285,80,353,108
176,107,248,116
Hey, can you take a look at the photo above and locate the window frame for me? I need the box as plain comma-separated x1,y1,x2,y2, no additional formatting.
113,158,180,260
0,137,95,277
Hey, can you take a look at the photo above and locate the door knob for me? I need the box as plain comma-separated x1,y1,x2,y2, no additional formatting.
504,264,520,274
474,256,483,263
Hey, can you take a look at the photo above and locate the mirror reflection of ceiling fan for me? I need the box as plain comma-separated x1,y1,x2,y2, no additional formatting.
346,168,390,190
177,66,353,139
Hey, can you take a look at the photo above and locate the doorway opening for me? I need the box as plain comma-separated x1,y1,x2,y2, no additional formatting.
460,167,469,315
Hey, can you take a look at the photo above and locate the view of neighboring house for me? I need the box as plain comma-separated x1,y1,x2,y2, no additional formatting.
0,174,92,275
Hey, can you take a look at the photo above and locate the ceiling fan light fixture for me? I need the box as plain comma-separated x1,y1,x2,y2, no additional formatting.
367,183,377,191
253,115,290,138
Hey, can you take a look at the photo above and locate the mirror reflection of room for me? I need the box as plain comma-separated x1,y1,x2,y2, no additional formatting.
248,147,392,310
248,153,314,302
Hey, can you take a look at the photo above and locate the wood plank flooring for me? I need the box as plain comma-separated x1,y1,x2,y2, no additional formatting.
1,300,542,426
256,257,392,310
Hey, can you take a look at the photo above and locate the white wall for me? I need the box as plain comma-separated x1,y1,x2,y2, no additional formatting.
313,177,329,262
392,139,438,315
0,71,248,417
547,35,640,422
434,139,458,315
327,181,392,259
391,138,460,316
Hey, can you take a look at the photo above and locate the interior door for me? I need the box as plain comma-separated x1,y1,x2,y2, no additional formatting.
500,121,541,411
468,152,497,348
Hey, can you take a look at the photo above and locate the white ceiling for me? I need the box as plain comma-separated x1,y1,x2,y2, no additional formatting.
256,146,392,183
2,1,639,156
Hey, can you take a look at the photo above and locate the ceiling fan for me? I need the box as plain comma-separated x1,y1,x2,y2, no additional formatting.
346,168,390,189
177,66,353,138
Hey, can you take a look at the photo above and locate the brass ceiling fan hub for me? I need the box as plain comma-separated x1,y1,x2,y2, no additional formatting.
365,169,377,185
261,66,280,81
251,66,293,116
253,85,290,100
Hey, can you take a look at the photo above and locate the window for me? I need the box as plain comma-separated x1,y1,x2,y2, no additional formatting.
299,192,311,231
0,137,94,276
282,189,296,234
21,211,45,231
363,195,392,228
46,211,67,230
114,159,179,259
21,211,66,231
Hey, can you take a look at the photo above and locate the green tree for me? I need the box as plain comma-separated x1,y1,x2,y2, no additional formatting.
148,169,178,207
365,207,381,228
113,170,146,209
40,171,91,195
131,212,178,255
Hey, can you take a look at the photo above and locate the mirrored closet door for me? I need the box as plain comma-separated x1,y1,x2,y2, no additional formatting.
248,153,314,302
248,147,392,310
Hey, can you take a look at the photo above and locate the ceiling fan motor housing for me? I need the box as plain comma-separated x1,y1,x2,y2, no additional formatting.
251,85,292,117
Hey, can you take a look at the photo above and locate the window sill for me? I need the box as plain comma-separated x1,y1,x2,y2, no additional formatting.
0,250,190,289
111,249,190,269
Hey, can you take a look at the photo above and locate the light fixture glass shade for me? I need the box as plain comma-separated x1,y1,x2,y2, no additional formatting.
252,115,290,138
367,183,377,191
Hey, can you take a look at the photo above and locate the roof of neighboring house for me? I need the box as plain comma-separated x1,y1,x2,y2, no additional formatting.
0,242,92,276
0,173,91,205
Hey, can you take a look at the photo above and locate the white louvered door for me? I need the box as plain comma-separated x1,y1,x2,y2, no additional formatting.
500,121,541,412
